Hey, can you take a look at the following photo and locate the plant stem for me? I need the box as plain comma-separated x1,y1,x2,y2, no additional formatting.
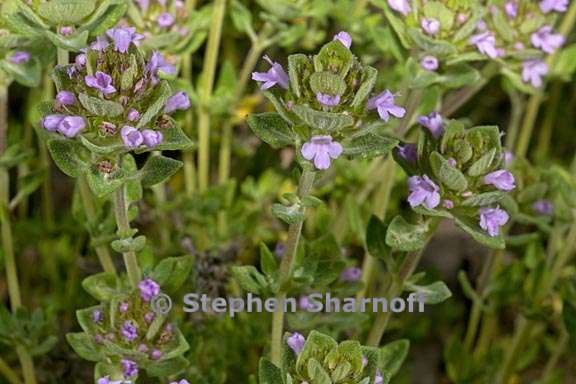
113,182,142,287
503,86,524,150
496,316,533,384
541,330,568,379
197,0,227,193
78,176,116,275
0,82,37,384
366,245,428,346
270,169,316,365
396,89,422,136
535,82,561,163
40,72,55,229
181,54,197,194
463,251,500,352
0,355,21,384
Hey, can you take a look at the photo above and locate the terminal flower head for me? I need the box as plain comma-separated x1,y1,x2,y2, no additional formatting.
138,278,160,302
85,71,116,94
367,90,406,122
301,135,343,170
252,56,289,90
106,27,144,53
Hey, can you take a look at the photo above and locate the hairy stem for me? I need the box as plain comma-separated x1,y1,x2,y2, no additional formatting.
113,181,142,287
0,355,22,384
270,169,316,365
197,0,227,193
535,82,561,163
78,176,116,275
181,54,197,194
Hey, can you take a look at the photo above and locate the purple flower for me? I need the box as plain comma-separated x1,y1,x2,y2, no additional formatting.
531,26,565,54
170,380,190,384
135,0,149,11
540,0,568,13
417,112,444,138
85,71,116,95
119,302,129,313
421,55,439,71
333,31,352,48
42,114,65,132
299,295,312,310
443,199,454,209
57,116,86,138
388,0,411,15
470,31,500,58
56,91,76,106
407,175,441,209
127,108,140,121
504,151,513,167
251,56,289,90
59,26,73,35
533,199,554,215
164,91,191,113
479,206,509,237
106,27,144,53
121,126,144,149
144,312,155,323
138,278,160,302
522,60,548,88
92,309,104,323
157,12,175,28
505,1,518,18
274,242,285,257
287,332,305,355
9,51,30,64
150,349,162,360
397,143,417,164
367,90,406,122
90,36,109,51
142,129,163,148
484,170,516,191
301,135,343,170
340,267,362,282
138,344,148,353
421,18,440,35
448,158,457,167
146,51,177,83
121,359,138,378
316,93,341,107
121,320,138,341
75,53,87,67
375,370,384,384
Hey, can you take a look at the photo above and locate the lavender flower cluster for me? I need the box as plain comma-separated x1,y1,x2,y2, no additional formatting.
41,27,190,153
386,0,567,88
88,278,185,382
397,112,515,238
252,32,405,170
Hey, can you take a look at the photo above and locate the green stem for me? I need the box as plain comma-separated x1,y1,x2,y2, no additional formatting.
113,182,142,287
503,86,524,150
181,54,197,194
270,169,316,365
57,48,69,66
396,89,422,136
40,71,55,229
496,316,533,384
463,251,500,352
0,355,22,384
151,151,171,251
535,82,561,163
15,346,35,384
541,330,568,379
78,176,116,275
197,0,227,193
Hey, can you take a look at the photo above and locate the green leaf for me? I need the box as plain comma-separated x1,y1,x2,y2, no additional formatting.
313,41,354,77
137,80,171,129
150,256,194,293
405,281,452,304
247,112,295,149
85,165,126,197
365,215,390,261
386,216,429,252
379,339,409,377
430,151,468,192
230,0,254,36
44,30,90,51
140,155,183,187
78,93,123,117
467,148,496,177
82,272,117,301
0,57,41,87
351,66,378,108
461,191,506,207
343,134,399,159
293,105,354,132
37,0,96,24
288,53,312,98
154,125,195,152
259,243,278,278
66,333,102,362
562,300,576,335
111,235,146,253
272,203,305,225
309,71,347,96
258,358,283,384
454,215,505,249
80,1,127,36
306,234,346,286
230,266,268,294
307,358,331,384
9,170,45,210
146,356,189,377
47,139,88,178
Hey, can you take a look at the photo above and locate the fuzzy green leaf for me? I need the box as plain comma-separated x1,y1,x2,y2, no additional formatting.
47,139,88,178
247,112,295,149
140,155,183,187
386,216,429,252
